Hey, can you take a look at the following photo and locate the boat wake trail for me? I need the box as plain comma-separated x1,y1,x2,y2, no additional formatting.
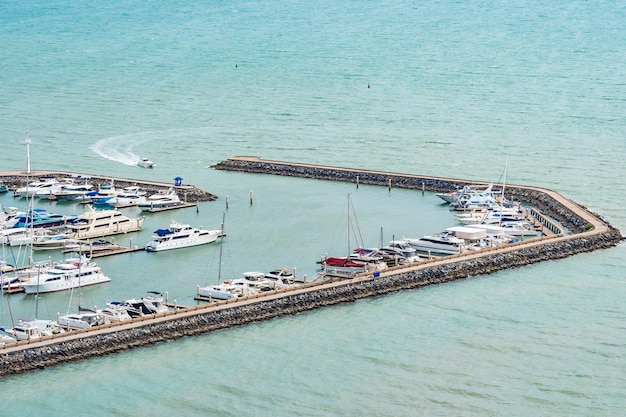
90,134,147,166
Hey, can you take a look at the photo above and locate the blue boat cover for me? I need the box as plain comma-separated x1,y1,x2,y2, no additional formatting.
154,229,173,236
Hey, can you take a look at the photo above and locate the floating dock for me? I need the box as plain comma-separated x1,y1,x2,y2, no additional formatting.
65,245,146,258
0,159,622,376
141,202,198,213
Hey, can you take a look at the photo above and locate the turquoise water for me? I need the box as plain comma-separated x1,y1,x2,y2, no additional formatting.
1,0,625,415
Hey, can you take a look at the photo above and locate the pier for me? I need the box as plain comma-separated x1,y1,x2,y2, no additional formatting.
65,244,146,258
0,159,622,376
140,202,198,213
0,170,217,203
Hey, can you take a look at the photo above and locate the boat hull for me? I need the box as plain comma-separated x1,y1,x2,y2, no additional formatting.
197,286,237,300
146,230,220,252
20,266,111,294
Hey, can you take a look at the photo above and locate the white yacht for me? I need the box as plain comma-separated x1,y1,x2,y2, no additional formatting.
145,220,222,252
33,179,74,199
197,282,247,300
13,178,64,198
57,311,108,329
138,188,182,211
0,227,34,246
0,331,16,346
402,233,467,255
455,205,525,225
50,182,95,202
66,205,145,239
2,319,65,341
224,271,274,295
107,186,147,208
98,302,133,322
31,231,83,251
19,255,111,294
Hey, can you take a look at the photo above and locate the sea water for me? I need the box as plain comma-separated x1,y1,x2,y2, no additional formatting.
1,0,625,415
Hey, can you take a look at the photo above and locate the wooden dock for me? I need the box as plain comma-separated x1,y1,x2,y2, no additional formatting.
65,245,146,258
142,202,198,213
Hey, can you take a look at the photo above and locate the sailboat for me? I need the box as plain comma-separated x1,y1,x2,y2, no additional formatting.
57,248,109,329
196,214,253,300
2,134,67,340
0,242,18,344
319,195,388,277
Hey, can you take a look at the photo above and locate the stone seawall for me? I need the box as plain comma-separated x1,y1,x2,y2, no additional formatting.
212,158,587,233
0,159,622,376
0,226,621,377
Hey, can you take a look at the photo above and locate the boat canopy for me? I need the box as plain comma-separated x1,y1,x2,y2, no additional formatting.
154,229,174,236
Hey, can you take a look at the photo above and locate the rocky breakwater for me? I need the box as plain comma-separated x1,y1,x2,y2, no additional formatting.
212,157,598,233
0,223,621,377
0,159,622,376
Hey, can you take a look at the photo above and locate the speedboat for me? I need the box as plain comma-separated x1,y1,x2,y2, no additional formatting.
145,220,222,252
19,255,111,294
11,208,77,229
138,188,182,211
66,205,145,239
117,292,169,317
379,240,422,264
137,157,155,168
88,183,120,205
0,180,9,193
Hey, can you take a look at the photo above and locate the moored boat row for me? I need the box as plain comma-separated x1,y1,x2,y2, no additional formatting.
0,291,172,343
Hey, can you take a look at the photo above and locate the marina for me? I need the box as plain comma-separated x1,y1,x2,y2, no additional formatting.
0,158,622,376
2,1,625,413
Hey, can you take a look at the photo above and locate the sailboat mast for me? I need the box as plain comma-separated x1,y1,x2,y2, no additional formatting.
217,213,225,282
346,194,351,257
25,131,31,175
502,155,509,200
